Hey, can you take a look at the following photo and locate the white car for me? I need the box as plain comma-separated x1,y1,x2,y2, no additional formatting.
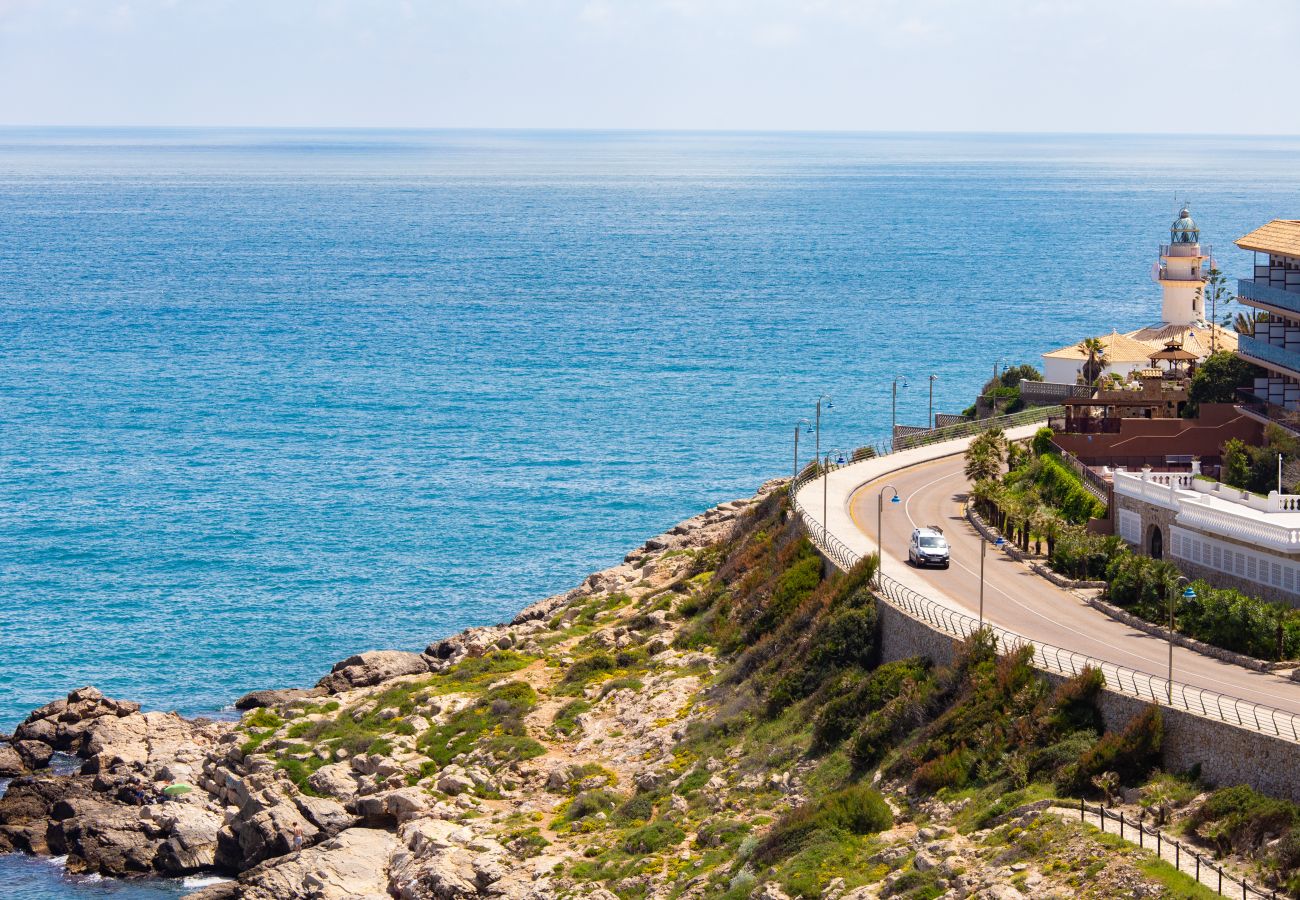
909,526,950,569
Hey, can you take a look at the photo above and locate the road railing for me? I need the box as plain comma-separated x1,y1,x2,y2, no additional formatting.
1077,799,1281,898
789,430,1300,745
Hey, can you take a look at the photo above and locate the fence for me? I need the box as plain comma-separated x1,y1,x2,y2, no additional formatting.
1078,799,1280,898
1053,444,1112,509
891,405,1062,453
789,428,1300,745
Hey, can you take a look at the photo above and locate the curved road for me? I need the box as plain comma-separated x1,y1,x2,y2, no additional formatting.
847,453,1300,716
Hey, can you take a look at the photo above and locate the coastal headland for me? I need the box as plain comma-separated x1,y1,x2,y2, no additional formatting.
2,474,1295,899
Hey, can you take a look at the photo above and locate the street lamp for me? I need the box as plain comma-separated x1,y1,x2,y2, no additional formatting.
928,374,939,430
979,535,1006,628
877,485,901,583
891,377,908,451
1167,577,1197,702
792,419,813,480
814,395,833,467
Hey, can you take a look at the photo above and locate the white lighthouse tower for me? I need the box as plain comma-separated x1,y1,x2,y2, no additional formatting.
1156,206,1210,326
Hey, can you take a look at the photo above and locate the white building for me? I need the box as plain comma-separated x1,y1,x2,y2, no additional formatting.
1113,467,1300,604
1041,208,1237,386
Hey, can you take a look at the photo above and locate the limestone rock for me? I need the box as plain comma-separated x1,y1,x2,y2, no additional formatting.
317,651,431,693
234,687,327,710
240,826,400,900
14,739,53,770
0,744,26,777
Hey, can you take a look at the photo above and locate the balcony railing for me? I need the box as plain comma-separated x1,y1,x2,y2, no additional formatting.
1237,334,1300,376
1236,388,1300,437
1157,267,1206,282
1239,278,1300,317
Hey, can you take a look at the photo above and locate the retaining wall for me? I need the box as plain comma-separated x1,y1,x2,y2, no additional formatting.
877,599,1300,803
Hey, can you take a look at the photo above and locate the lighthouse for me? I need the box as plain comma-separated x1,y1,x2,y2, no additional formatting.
1156,206,1211,326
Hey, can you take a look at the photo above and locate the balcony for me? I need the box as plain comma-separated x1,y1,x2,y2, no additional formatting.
1157,267,1206,283
1237,334,1300,377
1239,279,1300,317
1236,388,1300,437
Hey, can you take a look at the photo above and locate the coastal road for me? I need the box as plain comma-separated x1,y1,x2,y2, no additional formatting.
847,454,1300,716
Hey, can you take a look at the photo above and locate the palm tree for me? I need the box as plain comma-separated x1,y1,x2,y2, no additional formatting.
1078,337,1106,385
964,444,1001,483
1234,310,1267,335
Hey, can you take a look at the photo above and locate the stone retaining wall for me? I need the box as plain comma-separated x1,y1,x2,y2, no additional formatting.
876,595,1300,803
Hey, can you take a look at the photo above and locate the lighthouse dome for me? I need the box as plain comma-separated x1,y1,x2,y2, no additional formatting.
1171,207,1199,244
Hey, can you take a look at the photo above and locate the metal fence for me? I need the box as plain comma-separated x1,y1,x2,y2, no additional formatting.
788,426,1300,746
1078,799,1280,898
1053,444,1111,508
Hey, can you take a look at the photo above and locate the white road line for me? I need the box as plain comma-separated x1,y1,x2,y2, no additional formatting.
854,464,1297,707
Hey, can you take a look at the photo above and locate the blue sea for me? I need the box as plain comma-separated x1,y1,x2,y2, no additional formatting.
3,129,1300,896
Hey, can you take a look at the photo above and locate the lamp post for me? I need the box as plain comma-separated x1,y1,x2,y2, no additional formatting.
979,535,1006,629
928,374,938,430
814,395,833,467
890,376,908,451
792,419,813,481
877,485,901,583
1167,577,1197,702
823,454,830,542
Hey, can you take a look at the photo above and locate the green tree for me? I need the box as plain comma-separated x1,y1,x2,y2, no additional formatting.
1196,268,1235,345
1184,351,1262,418
1078,337,1106,385
1031,426,1055,457
1235,310,1268,335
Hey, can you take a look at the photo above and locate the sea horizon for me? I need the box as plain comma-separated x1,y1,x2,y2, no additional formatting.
4,127,1300,897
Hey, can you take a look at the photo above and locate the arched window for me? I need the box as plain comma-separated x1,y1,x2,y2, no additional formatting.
1149,526,1163,560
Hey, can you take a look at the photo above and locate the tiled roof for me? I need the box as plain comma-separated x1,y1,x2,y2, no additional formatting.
1236,220,1300,258
1126,323,1238,355
1042,329,1155,362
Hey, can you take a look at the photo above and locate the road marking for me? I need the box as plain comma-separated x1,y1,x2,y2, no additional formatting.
845,461,1298,706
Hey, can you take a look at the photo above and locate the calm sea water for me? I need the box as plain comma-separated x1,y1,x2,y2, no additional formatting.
3,129,1300,895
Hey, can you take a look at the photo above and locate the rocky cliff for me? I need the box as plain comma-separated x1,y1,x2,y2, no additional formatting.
0,481,1281,899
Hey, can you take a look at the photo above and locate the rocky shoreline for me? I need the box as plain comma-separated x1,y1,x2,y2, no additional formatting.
2,477,1270,900
0,484,769,899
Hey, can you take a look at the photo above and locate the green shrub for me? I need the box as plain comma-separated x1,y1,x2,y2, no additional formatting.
560,652,617,690
1189,784,1298,856
913,747,971,793
747,546,822,640
1031,427,1055,457
813,657,929,751
614,792,655,825
562,789,619,822
1060,705,1162,794
551,699,591,736
755,783,891,863
243,708,283,730
621,820,686,853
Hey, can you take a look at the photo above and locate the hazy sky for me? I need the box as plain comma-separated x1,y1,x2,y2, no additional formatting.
0,0,1292,132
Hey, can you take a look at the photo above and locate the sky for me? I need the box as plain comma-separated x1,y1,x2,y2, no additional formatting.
0,0,1293,132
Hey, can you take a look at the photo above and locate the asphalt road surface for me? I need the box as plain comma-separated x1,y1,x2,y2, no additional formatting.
847,453,1300,716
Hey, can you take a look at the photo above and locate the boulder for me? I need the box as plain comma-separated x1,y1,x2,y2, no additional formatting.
15,740,53,770
234,687,327,710
317,651,431,693
0,744,26,777
14,687,142,755
306,762,360,801
240,826,400,900
149,802,223,875
49,798,157,876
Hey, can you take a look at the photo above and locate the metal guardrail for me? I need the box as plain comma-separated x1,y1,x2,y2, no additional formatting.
891,405,1063,452
789,427,1300,746
1079,799,1280,898
1054,445,1112,509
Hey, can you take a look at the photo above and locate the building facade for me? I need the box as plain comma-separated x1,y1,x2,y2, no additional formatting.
1112,466,1300,605
1235,220,1300,417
